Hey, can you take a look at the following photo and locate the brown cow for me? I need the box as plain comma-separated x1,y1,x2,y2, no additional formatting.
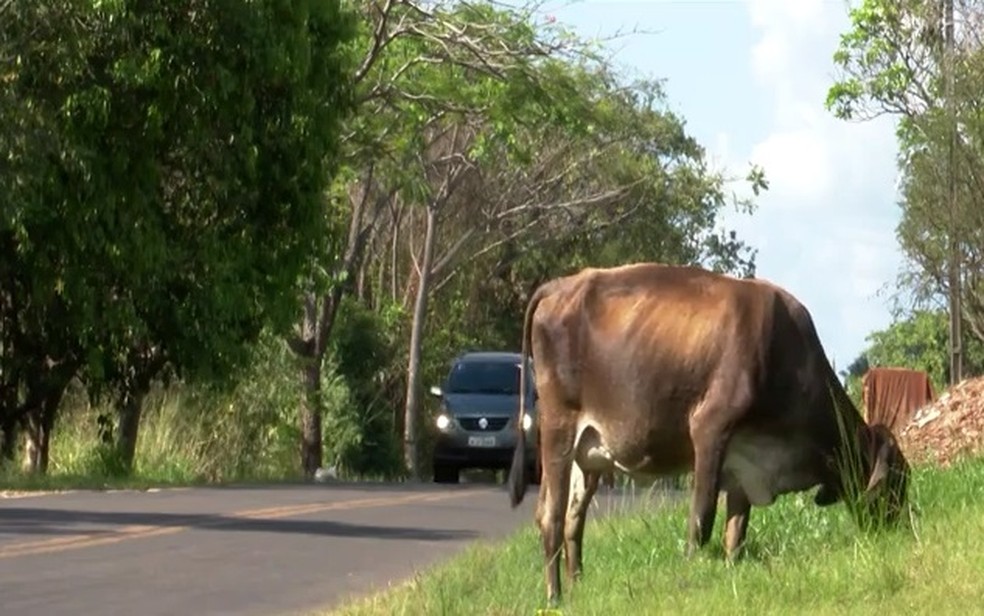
507,263,910,605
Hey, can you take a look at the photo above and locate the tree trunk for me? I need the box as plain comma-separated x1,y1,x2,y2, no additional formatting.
375,253,386,312
296,293,324,479
37,423,50,475
0,416,17,462
22,424,39,473
390,214,401,303
115,352,163,474
357,227,379,303
21,391,60,475
1,378,18,463
291,176,385,479
116,388,146,473
403,205,437,480
300,354,323,478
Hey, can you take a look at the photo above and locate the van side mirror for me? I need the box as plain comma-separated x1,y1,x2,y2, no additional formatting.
429,385,443,398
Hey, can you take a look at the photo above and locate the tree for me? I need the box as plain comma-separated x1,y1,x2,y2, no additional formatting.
390,49,762,477
373,12,626,477
841,309,984,401
286,0,637,477
0,0,356,472
826,0,984,383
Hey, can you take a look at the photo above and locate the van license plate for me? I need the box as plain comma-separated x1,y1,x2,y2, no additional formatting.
467,436,496,448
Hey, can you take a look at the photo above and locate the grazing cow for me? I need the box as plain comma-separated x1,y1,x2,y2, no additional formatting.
507,263,910,605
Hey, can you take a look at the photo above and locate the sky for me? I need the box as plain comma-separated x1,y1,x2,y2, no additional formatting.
537,0,906,371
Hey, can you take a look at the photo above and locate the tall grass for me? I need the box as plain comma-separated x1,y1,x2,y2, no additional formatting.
0,330,405,490
330,456,984,615
1,381,305,489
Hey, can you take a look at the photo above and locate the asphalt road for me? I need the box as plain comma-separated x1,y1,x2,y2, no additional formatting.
0,479,670,615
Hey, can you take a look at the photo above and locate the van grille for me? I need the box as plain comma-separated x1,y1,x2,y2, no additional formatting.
458,417,510,432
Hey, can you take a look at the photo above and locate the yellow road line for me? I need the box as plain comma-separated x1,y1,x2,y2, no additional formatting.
0,525,151,554
0,488,486,560
0,525,167,559
0,490,76,500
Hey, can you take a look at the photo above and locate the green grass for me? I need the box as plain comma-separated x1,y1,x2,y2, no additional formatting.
2,343,406,492
329,457,984,615
0,466,306,494
0,470,194,494
1,382,304,492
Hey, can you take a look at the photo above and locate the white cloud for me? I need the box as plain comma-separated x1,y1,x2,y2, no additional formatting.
708,131,733,172
829,227,902,360
843,227,900,299
750,32,788,83
748,0,827,83
749,129,832,204
748,0,826,28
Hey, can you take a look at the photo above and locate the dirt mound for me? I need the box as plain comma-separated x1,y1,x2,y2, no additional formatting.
899,375,984,467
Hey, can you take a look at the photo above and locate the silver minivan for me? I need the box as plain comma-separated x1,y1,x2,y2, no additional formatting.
429,351,540,484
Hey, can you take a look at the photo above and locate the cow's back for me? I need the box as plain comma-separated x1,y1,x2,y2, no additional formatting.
530,263,849,484
530,264,779,475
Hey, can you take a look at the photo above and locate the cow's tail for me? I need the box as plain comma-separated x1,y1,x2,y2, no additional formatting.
508,281,550,508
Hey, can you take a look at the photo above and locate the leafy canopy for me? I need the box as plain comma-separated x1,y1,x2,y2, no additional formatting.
0,0,357,408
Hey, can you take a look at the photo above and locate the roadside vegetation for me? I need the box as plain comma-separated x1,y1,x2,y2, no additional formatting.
5,0,984,612
331,455,984,615
3,0,984,511
1,0,764,488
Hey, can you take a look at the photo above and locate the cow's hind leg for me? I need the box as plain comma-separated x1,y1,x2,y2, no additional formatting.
564,462,601,583
536,419,575,606
723,488,751,562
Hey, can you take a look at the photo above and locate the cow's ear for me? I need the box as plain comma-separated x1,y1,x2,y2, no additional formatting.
864,430,894,493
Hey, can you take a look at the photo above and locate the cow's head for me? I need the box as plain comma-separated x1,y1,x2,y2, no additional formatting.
852,423,910,528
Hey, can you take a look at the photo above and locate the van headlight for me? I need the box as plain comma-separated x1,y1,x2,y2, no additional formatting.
522,413,533,431
436,414,452,431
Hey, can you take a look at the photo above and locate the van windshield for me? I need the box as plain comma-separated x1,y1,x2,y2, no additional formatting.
446,361,522,395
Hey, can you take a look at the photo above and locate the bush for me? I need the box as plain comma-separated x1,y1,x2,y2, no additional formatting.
328,297,406,479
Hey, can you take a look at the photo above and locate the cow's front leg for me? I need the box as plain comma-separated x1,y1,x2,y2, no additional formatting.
724,488,751,562
686,440,724,556
686,375,749,558
564,462,600,582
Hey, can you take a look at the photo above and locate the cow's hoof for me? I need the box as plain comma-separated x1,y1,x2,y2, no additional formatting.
725,546,745,565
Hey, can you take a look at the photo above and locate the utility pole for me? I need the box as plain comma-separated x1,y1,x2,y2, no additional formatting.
944,0,964,385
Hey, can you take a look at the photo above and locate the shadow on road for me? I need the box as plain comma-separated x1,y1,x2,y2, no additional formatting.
169,473,510,492
0,507,480,542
